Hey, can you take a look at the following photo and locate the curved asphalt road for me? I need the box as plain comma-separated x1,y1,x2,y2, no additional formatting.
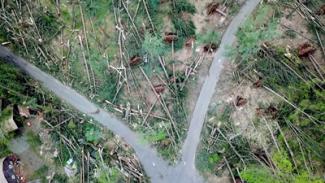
0,0,261,182
178,0,262,181
0,46,170,182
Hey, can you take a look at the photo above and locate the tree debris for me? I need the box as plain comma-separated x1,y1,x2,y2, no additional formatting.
206,2,220,15
235,96,247,107
164,32,178,44
185,37,195,48
154,84,165,94
297,42,316,57
253,149,275,168
253,78,263,88
316,4,325,15
203,43,218,53
160,0,169,4
17,105,31,117
129,55,142,66
256,105,278,119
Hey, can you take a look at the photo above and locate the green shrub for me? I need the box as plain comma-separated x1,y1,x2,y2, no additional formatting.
0,106,13,158
241,166,280,183
147,130,167,142
168,0,196,50
52,173,68,183
233,5,278,63
31,165,49,182
0,62,26,104
0,142,10,158
67,120,77,129
97,167,122,183
98,72,119,102
294,172,323,183
84,123,102,143
208,153,221,164
35,10,61,39
173,0,196,14
142,33,166,57
196,150,220,172
197,30,220,45
147,0,160,14
81,0,112,18
26,131,42,151
272,150,293,173
171,17,196,38
286,81,325,127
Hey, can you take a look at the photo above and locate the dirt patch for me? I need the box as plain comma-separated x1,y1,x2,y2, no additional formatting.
273,8,324,66
199,60,279,182
210,62,277,148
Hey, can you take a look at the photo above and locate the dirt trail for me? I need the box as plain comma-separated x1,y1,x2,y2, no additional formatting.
0,0,261,182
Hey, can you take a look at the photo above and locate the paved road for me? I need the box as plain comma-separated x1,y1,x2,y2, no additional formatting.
179,0,262,179
0,0,261,182
0,46,170,182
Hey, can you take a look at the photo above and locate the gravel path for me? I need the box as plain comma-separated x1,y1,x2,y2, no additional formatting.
0,1,261,182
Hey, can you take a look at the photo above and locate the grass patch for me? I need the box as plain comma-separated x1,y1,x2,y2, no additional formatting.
26,131,42,151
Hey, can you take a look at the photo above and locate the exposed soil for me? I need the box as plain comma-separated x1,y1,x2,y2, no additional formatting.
273,8,324,66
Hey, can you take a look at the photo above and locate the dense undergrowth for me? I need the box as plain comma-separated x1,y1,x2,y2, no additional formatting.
198,1,324,182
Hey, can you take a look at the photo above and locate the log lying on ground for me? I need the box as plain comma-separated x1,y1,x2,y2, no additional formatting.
129,55,142,66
